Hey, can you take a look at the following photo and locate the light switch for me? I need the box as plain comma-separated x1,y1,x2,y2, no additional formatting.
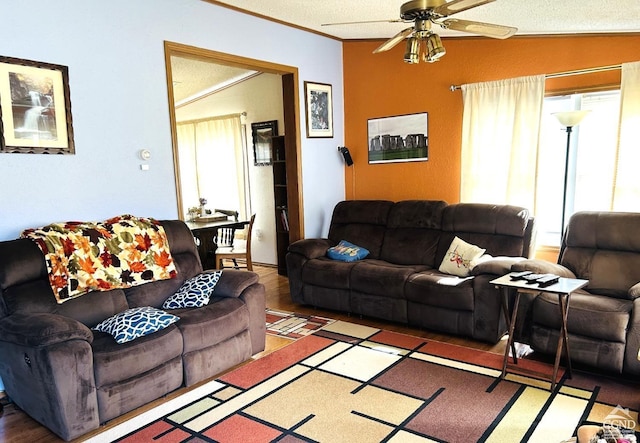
140,164,150,171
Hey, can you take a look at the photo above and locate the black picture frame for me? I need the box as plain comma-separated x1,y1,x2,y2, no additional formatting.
0,55,75,154
304,81,333,138
251,120,278,166
367,112,428,164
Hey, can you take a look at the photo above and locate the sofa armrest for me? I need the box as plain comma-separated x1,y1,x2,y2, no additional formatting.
470,256,526,276
287,238,333,260
629,282,640,300
511,259,577,278
0,313,93,347
211,269,260,298
0,313,98,440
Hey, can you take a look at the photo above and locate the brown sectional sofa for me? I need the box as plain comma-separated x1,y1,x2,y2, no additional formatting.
0,220,266,441
512,211,640,376
287,200,535,344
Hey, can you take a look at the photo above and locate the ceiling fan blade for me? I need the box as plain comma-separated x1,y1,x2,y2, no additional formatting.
432,0,496,17
440,18,517,39
373,27,414,53
322,18,403,27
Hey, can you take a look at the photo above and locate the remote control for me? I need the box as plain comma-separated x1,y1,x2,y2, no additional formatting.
523,273,546,283
510,270,532,280
537,274,560,287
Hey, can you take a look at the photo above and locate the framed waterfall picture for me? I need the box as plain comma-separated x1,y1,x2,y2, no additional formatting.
304,81,333,138
0,56,75,154
367,112,428,164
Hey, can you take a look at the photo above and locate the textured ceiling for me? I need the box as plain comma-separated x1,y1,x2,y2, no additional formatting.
210,0,640,40
176,0,640,104
171,56,256,105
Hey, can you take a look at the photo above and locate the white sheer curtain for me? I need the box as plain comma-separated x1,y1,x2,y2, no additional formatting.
612,61,640,210
460,75,545,210
177,115,244,217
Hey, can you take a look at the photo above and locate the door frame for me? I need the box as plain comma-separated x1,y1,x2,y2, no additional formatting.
163,40,304,242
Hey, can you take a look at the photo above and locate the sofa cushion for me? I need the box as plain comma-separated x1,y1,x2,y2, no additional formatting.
439,203,531,260
170,297,249,354
92,307,179,344
302,257,356,289
562,212,640,298
163,271,222,309
92,323,183,387
3,278,129,327
123,219,205,309
533,292,632,343
327,240,369,262
21,215,178,303
439,237,485,277
380,200,446,266
406,271,475,311
350,260,430,299
327,200,394,259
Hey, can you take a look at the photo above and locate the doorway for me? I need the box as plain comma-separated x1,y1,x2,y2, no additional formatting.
164,41,303,268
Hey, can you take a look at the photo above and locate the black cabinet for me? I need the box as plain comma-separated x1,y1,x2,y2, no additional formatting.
271,135,289,275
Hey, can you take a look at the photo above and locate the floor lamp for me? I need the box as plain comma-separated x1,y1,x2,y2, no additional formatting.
552,110,590,240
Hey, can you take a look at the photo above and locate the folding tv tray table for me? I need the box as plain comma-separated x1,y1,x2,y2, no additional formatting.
491,273,588,391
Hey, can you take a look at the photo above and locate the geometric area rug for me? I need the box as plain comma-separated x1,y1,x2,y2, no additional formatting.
95,321,639,443
265,309,335,339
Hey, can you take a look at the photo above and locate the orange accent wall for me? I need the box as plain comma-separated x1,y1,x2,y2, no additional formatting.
343,34,640,203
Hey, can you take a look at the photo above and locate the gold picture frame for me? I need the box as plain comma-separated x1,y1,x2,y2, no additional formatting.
304,81,333,138
0,56,75,154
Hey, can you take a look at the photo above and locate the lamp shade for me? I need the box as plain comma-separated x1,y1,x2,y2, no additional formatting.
403,37,420,64
552,110,591,128
425,33,445,63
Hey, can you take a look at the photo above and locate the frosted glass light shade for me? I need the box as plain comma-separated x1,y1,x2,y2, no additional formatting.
552,110,591,128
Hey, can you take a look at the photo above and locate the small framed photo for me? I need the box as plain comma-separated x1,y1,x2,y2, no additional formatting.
304,81,333,138
368,112,429,164
251,120,278,166
0,56,75,154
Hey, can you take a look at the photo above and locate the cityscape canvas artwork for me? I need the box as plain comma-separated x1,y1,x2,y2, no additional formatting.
368,112,428,164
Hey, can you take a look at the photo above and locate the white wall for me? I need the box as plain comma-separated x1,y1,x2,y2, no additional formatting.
176,73,284,265
0,0,345,241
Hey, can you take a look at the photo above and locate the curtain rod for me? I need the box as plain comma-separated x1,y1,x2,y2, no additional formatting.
449,64,622,91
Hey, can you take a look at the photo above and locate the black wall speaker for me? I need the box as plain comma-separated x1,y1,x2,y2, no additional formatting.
338,146,353,166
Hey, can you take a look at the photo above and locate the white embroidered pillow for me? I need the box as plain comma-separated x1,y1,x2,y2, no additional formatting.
162,271,222,309
439,236,486,277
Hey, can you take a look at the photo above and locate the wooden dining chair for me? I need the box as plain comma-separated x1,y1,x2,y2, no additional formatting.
214,214,256,271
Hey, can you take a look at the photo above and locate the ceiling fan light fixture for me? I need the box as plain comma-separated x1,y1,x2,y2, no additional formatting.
403,36,421,64
425,33,446,62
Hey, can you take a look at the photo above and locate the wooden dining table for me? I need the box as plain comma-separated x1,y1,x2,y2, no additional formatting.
185,215,250,270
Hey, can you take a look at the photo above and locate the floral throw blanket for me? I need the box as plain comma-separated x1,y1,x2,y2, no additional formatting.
21,215,178,304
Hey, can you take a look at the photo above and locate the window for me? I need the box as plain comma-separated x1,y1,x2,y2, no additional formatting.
536,90,621,246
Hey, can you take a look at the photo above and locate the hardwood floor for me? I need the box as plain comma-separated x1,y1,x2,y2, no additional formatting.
0,265,507,443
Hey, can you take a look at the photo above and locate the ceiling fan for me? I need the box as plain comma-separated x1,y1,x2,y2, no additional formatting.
323,0,517,64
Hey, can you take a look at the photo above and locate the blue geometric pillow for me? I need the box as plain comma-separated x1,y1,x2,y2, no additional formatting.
326,240,370,262
93,307,179,344
162,271,223,309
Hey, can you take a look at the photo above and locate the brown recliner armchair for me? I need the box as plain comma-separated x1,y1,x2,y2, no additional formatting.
512,211,640,375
